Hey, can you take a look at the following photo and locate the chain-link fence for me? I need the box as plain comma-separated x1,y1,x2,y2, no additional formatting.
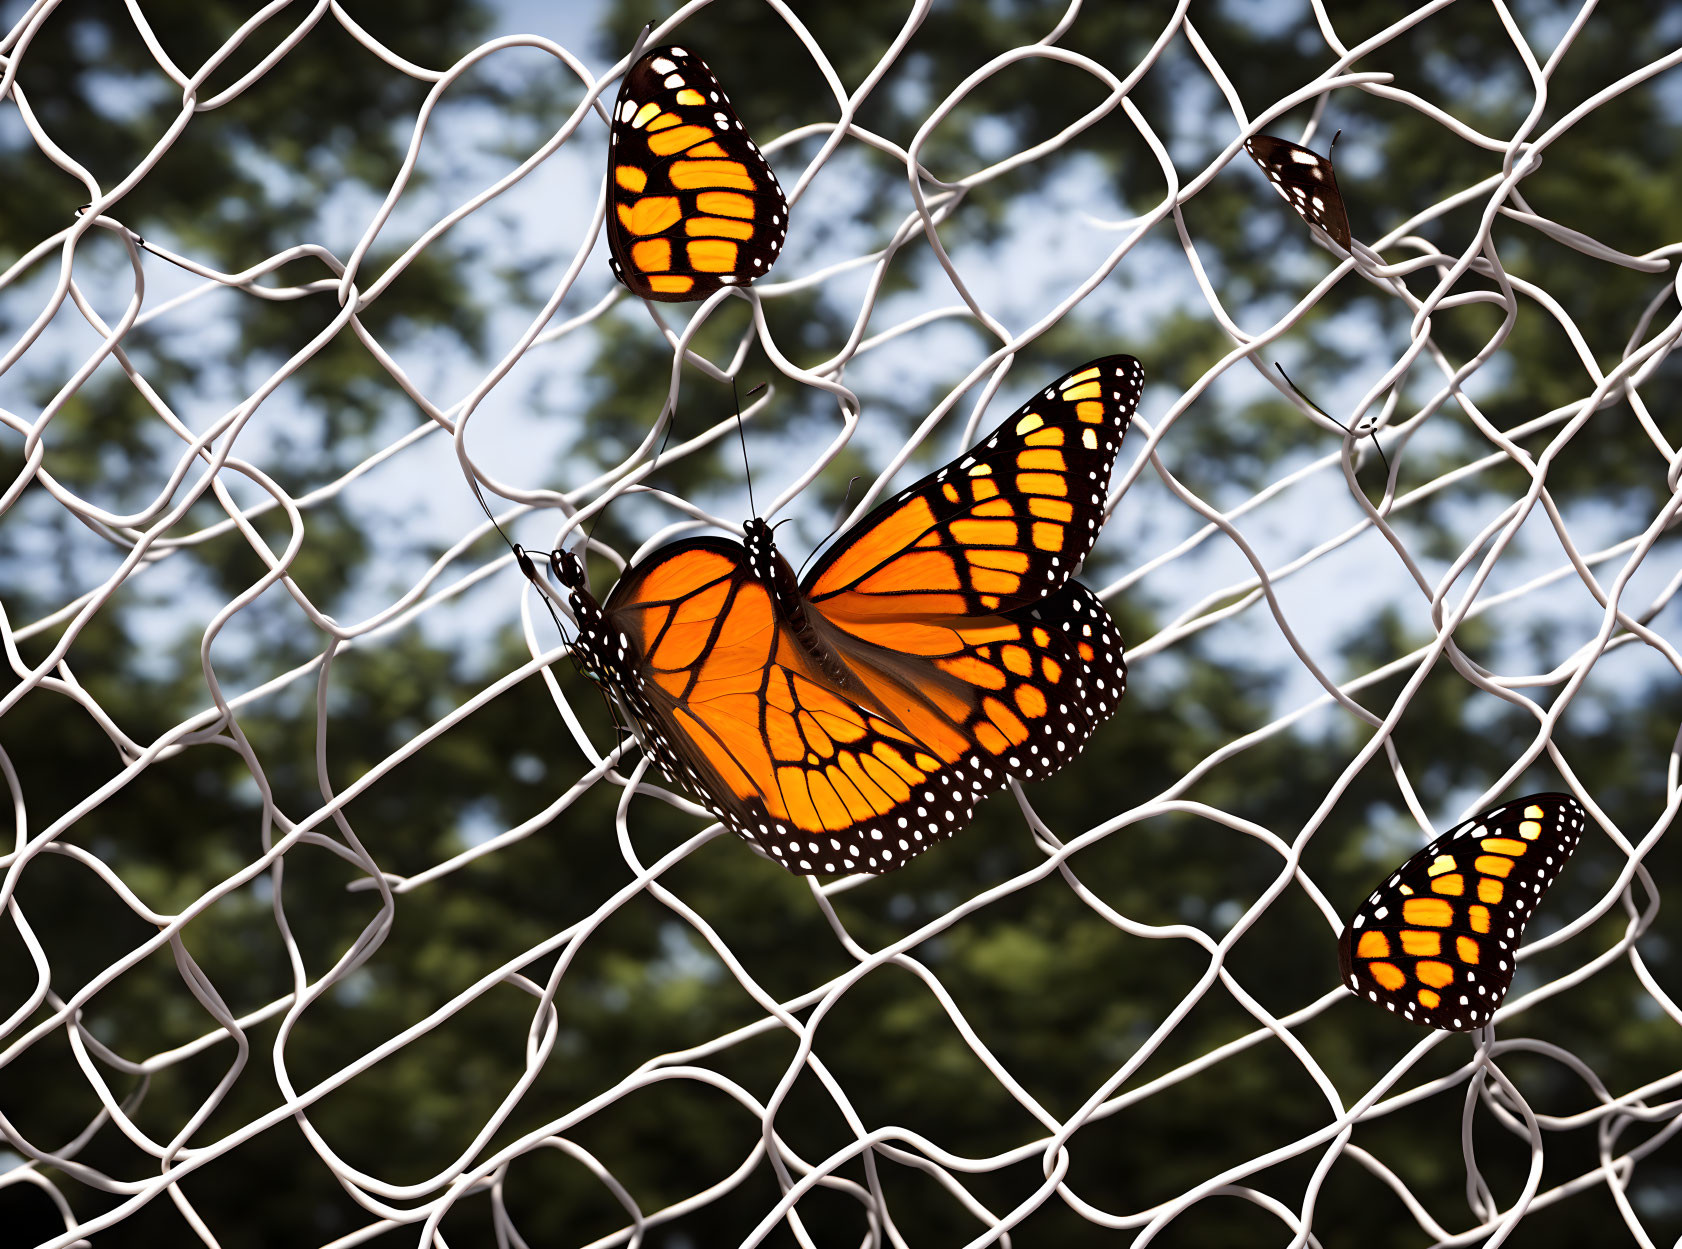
2,1,1679,1245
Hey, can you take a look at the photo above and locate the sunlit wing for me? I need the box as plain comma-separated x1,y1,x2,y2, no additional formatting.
606,44,788,302
598,542,1126,874
1244,133,1352,251
803,356,1142,642
1337,793,1586,1031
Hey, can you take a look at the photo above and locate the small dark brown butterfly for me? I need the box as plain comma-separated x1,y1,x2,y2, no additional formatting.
1245,133,1352,251
1339,793,1586,1031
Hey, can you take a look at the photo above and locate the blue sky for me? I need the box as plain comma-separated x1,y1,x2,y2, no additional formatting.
3,0,1673,736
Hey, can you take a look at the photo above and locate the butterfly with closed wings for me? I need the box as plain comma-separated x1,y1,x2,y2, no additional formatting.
1244,132,1352,252
1339,792,1587,1031
606,44,788,302
555,357,1143,874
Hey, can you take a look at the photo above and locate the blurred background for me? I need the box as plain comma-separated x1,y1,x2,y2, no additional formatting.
1,0,1679,1244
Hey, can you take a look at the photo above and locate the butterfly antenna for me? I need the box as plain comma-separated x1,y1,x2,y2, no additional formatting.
464,468,522,561
644,384,683,482
514,543,579,652
581,494,613,573
1329,127,1343,158
75,204,153,255
798,474,863,578
1276,364,1390,482
466,467,567,613
459,469,581,649
733,378,767,519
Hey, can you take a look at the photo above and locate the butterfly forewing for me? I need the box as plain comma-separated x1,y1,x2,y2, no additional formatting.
805,355,1143,626
1244,134,1352,251
607,44,788,302
1338,793,1586,1031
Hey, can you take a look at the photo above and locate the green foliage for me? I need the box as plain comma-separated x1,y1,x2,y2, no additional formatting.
1,1,1678,1246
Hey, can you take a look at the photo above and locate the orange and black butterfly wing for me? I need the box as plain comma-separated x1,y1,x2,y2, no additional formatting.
803,355,1143,629
585,535,979,872
575,537,1124,875
1338,793,1586,1031
606,44,788,302
1245,134,1352,251
747,577,1127,871
797,568,1126,776
578,538,764,810
559,356,1140,875
1009,580,1126,777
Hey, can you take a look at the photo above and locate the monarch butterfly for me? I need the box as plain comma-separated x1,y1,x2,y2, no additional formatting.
1244,133,1352,251
555,356,1143,874
1339,792,1587,1031
606,44,788,302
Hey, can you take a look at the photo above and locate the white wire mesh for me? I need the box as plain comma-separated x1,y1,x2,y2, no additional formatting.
2,1,1680,1246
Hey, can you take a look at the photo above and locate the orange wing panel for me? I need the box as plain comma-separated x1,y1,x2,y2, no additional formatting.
806,357,1143,626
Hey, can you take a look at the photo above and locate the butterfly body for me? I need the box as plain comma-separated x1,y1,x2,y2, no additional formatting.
1338,792,1586,1031
1244,133,1352,251
607,44,788,301
558,356,1144,874
741,519,863,694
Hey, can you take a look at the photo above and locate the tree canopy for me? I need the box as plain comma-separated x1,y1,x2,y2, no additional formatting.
0,1,1677,1245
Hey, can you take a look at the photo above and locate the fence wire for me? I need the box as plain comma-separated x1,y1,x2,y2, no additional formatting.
2,1,1681,1246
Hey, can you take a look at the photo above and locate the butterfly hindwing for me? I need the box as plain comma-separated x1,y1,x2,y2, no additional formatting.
981,578,1126,782
607,44,788,302
805,356,1143,630
1244,134,1352,251
1338,793,1586,1031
